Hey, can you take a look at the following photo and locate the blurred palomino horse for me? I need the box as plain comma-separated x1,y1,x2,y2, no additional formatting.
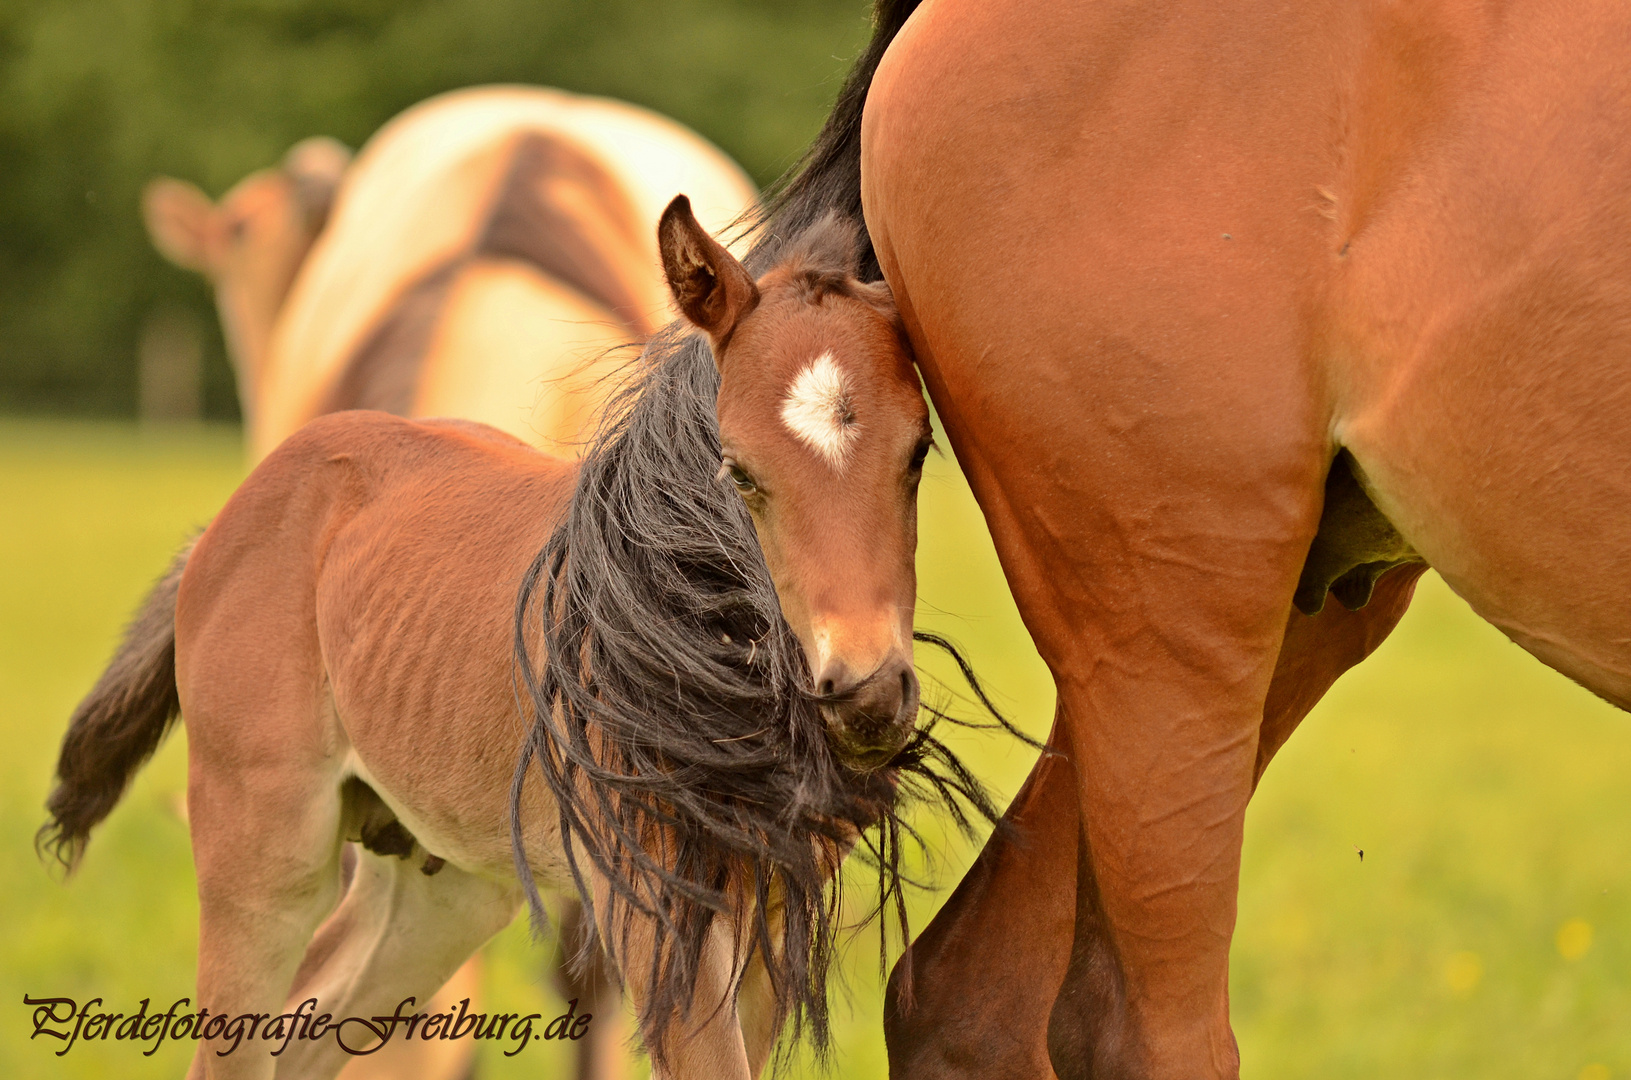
144,84,757,461
142,85,757,1080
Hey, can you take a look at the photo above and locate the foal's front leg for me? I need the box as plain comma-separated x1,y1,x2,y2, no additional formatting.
595,883,757,1080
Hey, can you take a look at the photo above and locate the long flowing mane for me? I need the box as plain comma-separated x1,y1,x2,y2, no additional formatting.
510,0,1004,1064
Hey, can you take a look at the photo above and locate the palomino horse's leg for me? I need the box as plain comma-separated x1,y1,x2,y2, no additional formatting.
268,844,519,1079
881,566,1422,1078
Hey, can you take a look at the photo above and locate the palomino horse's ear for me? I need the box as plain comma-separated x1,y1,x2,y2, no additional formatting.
658,194,759,352
282,136,352,234
143,177,219,274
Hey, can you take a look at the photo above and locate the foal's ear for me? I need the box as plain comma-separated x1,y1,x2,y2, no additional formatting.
854,279,898,317
658,194,759,350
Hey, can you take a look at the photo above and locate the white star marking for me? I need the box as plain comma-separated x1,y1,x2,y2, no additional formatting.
780,352,859,469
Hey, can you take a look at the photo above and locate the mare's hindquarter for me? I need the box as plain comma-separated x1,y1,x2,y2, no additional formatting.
173,411,576,1076
863,1,1631,1077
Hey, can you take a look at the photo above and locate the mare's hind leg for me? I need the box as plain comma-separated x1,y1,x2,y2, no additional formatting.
882,566,1423,1079
883,726,1078,1080
270,841,520,1079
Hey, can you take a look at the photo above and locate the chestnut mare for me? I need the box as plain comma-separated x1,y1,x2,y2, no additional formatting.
43,201,993,1079
520,1,1631,1077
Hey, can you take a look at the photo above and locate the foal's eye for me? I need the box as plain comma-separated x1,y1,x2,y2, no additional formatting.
909,437,933,471
721,461,757,494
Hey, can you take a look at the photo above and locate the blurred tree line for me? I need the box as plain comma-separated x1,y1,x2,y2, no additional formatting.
0,0,871,419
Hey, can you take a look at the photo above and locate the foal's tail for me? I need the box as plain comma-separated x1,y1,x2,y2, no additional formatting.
38,540,194,872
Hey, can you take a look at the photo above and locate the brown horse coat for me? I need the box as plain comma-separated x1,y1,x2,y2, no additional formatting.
835,0,1631,1076
141,89,757,1080
165,415,785,1080
46,206,953,1077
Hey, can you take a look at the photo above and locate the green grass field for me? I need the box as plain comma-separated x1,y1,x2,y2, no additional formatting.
2,419,1627,1078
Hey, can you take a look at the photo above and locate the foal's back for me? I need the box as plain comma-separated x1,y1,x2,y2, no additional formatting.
177,412,576,874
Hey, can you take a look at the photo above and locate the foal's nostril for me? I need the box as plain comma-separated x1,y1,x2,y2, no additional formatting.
816,658,857,700
817,657,921,765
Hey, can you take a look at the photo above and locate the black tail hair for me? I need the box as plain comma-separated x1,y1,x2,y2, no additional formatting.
39,541,193,870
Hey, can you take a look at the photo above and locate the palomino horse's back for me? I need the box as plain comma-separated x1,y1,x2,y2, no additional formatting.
255,85,757,459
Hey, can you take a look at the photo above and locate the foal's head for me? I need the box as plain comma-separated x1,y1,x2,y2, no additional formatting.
658,195,930,769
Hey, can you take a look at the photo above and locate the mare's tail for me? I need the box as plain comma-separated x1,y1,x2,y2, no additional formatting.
38,541,194,871
751,0,923,277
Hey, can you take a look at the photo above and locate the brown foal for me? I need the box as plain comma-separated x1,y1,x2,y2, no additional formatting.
43,198,928,1079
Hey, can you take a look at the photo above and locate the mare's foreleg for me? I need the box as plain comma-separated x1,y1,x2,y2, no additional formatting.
1038,553,1427,1079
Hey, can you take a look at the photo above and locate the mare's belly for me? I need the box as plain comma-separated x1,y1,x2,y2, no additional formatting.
1332,8,1631,706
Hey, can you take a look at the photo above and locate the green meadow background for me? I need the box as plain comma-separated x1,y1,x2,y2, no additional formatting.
4,0,1629,1074
3,420,1628,1079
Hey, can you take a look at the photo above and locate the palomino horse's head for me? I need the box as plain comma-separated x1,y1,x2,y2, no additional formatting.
658,195,930,769
143,137,352,409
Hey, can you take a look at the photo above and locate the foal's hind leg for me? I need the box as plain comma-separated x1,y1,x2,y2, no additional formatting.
593,879,755,1080
553,897,632,1080
269,844,520,1079
184,728,347,1079
292,847,488,1080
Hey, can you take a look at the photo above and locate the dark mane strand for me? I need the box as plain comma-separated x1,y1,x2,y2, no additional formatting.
511,0,1019,1067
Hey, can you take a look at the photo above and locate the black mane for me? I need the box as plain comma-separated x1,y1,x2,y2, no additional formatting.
510,0,1031,1065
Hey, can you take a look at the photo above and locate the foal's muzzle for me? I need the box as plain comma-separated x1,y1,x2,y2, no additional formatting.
816,657,920,769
